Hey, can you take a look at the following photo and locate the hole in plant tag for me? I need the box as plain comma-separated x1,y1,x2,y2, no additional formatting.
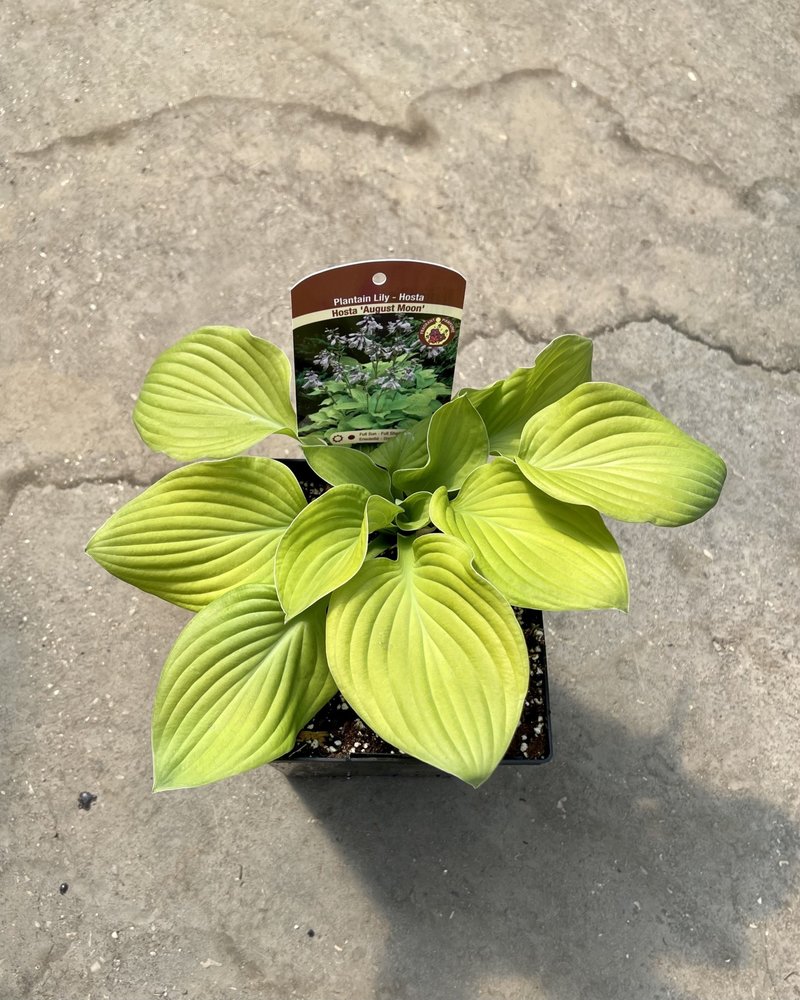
291,260,466,446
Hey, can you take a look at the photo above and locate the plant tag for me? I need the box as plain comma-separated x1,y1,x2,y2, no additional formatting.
291,260,466,444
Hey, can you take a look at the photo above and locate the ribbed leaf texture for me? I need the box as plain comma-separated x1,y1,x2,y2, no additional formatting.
516,382,727,526
465,334,593,455
393,396,488,494
431,459,628,611
326,534,529,787
86,458,306,610
152,584,335,790
370,415,432,475
133,326,297,459
302,444,393,499
275,485,398,618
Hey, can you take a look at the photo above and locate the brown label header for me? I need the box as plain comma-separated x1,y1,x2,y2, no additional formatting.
291,259,466,318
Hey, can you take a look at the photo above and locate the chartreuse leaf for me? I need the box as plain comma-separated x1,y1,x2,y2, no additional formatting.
463,334,593,455
275,485,398,619
370,415,432,475
86,458,306,611
133,327,297,460
393,397,489,495
395,491,432,530
302,444,393,500
515,382,727,526
152,583,334,790
430,459,628,611
326,534,529,787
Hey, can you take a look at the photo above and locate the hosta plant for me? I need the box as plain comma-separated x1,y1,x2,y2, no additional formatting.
86,326,726,789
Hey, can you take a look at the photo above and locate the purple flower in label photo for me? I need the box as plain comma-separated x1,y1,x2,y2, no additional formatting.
379,342,405,360
325,328,347,347
302,371,324,390
314,348,337,370
388,317,413,335
347,330,374,352
357,315,382,336
375,372,402,391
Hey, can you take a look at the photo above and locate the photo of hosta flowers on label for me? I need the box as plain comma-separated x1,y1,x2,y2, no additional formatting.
294,312,459,443
291,260,466,444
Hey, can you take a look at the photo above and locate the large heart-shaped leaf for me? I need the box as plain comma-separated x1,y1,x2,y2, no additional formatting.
463,334,593,455
152,584,334,790
302,444,393,500
275,485,398,619
515,382,727,526
326,534,529,787
86,458,306,610
133,327,297,460
430,459,628,611
393,397,489,495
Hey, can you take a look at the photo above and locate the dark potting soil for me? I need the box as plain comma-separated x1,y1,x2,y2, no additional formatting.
277,458,551,765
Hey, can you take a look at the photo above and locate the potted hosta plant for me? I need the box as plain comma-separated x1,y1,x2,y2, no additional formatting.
86,327,726,789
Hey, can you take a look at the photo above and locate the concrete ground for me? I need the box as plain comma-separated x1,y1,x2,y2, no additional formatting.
1,1,799,998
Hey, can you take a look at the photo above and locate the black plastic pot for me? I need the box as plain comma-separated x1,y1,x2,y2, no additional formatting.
271,458,552,778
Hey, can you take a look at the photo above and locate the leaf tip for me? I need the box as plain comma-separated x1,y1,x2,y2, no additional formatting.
277,590,304,622
617,570,630,614
152,757,195,792
84,533,106,566
151,765,176,793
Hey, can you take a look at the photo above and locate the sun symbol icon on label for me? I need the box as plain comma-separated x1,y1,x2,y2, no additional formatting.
418,316,455,347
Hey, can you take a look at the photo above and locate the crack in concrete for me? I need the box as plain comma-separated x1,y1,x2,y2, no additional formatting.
10,72,561,160
11,94,434,160
495,308,797,375
440,67,739,192
10,66,794,219
608,119,735,192
582,311,798,376
0,467,157,528
0,69,690,161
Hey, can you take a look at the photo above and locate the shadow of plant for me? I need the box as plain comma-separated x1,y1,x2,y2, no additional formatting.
288,686,797,1000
